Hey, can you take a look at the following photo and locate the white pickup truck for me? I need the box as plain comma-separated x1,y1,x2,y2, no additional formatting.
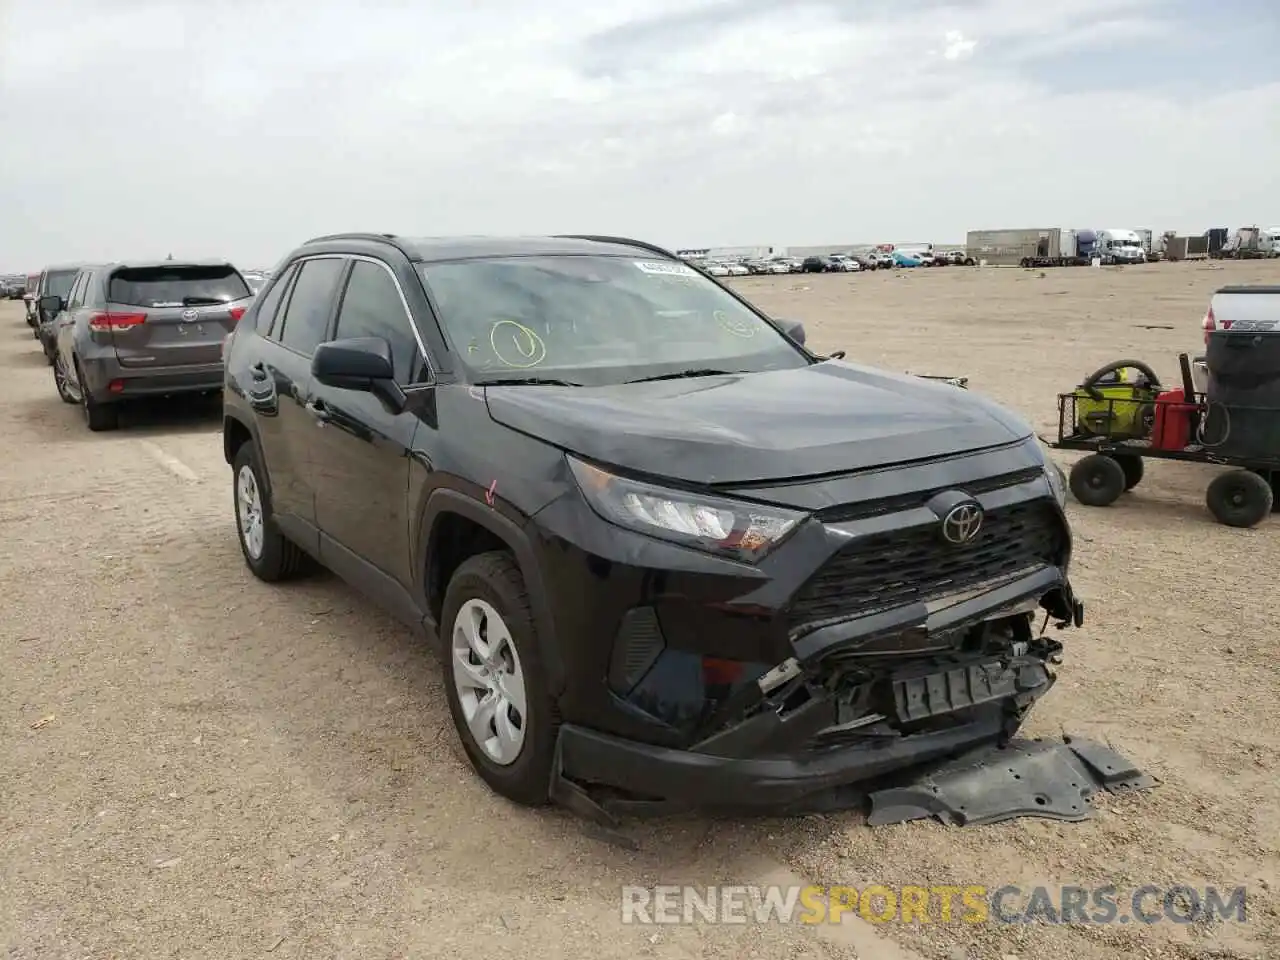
1194,284,1280,390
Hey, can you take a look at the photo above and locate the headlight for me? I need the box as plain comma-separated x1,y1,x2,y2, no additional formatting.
1046,461,1067,507
567,456,805,562
1036,440,1068,507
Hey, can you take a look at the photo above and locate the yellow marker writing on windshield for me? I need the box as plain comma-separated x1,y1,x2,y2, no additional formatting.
715,310,756,338
489,320,547,368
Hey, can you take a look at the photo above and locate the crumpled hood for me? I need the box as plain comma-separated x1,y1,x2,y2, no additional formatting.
484,360,1032,485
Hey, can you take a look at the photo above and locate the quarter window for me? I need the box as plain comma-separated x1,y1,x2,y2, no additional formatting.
66,273,87,309
256,263,298,335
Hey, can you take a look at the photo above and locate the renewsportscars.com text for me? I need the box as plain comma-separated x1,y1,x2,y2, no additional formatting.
620,884,1248,926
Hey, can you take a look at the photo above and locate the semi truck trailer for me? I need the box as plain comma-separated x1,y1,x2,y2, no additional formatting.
965,227,1097,267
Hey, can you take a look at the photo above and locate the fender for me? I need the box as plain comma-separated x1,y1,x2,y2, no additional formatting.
416,488,565,696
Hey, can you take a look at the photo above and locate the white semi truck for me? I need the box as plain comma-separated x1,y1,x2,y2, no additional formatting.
1262,228,1280,257
1096,229,1146,264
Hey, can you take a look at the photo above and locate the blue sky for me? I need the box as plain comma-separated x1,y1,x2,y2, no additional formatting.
991,0,1279,95
1,0,1277,267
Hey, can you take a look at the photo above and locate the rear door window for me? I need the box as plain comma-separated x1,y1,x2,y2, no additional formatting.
276,258,346,356
107,265,250,307
332,260,426,384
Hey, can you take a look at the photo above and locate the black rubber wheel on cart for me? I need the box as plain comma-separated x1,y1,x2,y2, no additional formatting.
1264,470,1280,512
1205,469,1273,528
1069,454,1127,507
1111,455,1144,491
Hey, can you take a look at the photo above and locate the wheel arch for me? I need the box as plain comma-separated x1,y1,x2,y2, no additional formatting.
417,489,565,695
222,412,274,501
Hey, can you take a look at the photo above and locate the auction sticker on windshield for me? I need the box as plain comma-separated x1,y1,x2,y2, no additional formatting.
633,261,697,277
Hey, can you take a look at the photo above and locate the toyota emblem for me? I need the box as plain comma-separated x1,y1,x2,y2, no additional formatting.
940,502,984,545
181,308,199,321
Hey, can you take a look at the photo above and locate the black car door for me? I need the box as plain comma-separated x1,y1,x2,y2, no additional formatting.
250,256,348,549
309,257,434,605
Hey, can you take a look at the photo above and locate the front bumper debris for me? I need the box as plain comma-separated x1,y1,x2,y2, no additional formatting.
551,635,1064,823
547,587,1140,845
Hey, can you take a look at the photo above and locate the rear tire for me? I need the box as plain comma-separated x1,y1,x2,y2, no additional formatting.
76,362,119,432
1069,454,1126,507
231,441,308,581
1205,469,1273,528
53,355,76,404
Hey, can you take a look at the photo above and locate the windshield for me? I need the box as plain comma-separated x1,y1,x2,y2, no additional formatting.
45,270,78,298
419,255,809,385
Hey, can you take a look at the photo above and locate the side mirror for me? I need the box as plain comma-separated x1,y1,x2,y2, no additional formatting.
312,337,395,387
780,318,806,346
311,337,406,412
39,295,63,316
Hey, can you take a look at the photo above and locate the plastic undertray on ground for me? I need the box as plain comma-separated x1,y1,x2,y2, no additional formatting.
865,735,1156,827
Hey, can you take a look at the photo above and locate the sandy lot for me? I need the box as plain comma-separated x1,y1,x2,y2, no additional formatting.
2,260,1279,960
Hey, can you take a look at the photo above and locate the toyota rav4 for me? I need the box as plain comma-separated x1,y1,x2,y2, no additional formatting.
221,233,1081,812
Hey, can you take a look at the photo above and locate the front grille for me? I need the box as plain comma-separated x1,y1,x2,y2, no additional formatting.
815,467,1044,524
789,500,1065,633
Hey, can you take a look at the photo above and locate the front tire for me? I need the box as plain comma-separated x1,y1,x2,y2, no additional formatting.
441,551,557,806
231,441,308,580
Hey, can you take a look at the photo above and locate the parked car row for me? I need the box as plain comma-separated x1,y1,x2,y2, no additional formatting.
687,249,977,277
15,232,1080,821
2,276,27,299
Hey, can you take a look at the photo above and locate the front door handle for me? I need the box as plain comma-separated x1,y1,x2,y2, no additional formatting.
304,397,330,423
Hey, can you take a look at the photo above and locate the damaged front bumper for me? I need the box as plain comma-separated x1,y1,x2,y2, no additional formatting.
556,577,1082,810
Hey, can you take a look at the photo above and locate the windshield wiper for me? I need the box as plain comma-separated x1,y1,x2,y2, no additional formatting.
624,368,740,384
478,377,582,387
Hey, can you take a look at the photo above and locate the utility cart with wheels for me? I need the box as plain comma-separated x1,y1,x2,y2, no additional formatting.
1048,353,1280,528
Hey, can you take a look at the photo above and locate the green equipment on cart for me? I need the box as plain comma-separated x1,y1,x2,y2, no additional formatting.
1070,360,1163,439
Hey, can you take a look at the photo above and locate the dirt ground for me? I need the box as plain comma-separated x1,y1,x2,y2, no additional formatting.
2,260,1278,960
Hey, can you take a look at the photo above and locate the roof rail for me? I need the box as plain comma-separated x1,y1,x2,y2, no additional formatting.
302,232,418,258
554,235,683,261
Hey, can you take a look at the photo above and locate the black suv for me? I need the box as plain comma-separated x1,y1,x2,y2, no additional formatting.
222,233,1081,813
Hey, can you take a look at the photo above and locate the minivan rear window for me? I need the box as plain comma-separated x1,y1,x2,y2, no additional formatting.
108,265,250,307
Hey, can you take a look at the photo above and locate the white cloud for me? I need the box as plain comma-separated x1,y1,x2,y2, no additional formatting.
943,30,977,61
709,112,747,136
0,0,1275,266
